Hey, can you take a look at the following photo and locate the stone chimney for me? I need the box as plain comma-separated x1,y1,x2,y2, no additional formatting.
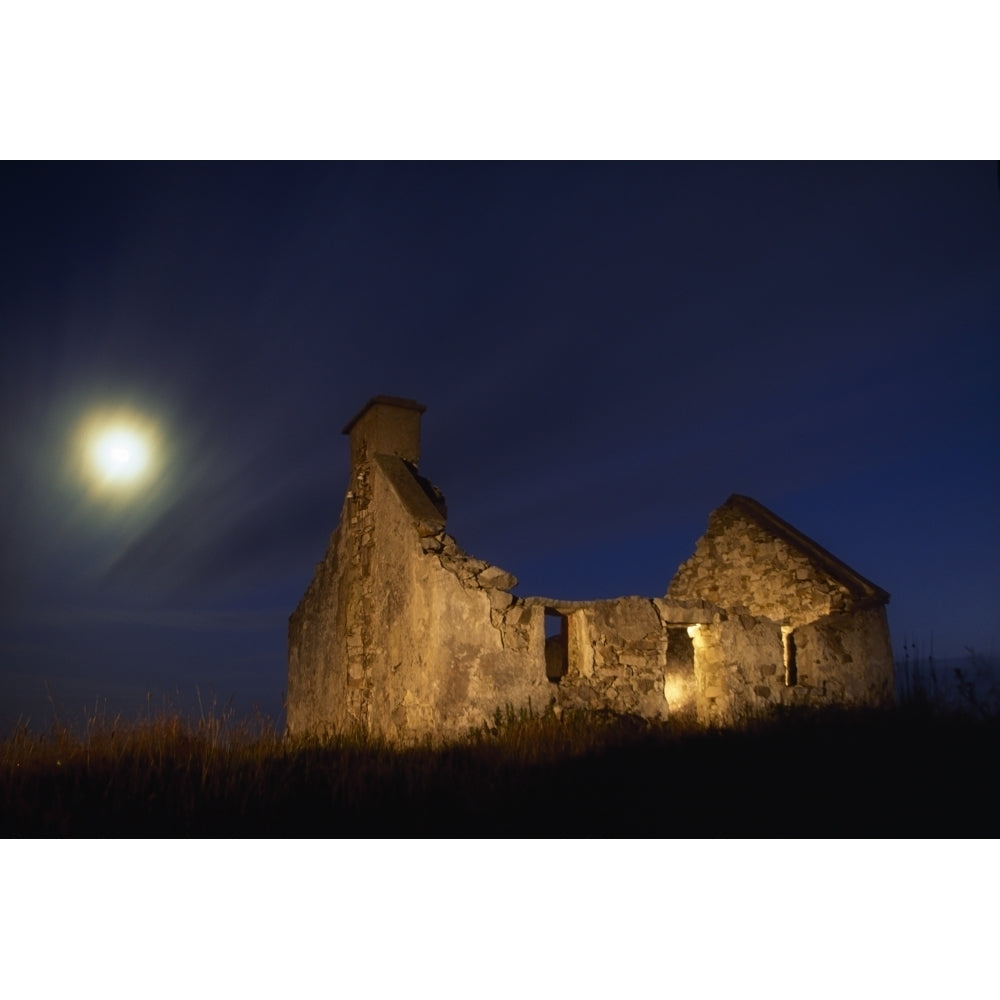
342,395,426,471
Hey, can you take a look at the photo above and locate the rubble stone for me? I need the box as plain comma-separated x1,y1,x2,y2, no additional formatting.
477,566,518,591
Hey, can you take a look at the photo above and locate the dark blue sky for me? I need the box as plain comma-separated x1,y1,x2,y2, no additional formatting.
2,161,997,730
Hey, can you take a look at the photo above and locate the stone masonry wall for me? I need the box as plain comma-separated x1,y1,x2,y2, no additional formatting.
668,503,853,627
689,615,786,726
791,606,895,708
289,400,894,742
552,598,668,720
288,443,556,743
534,597,724,723
287,520,349,736
664,496,894,716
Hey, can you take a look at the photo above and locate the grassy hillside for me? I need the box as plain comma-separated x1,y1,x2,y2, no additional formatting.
3,684,998,836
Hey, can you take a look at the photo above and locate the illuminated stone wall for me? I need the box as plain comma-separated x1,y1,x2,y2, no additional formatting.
687,615,786,725
289,397,566,741
538,598,668,720
666,495,895,718
288,399,894,742
288,430,552,742
668,498,856,627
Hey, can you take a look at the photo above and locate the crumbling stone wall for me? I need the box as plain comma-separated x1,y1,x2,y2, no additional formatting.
288,398,895,743
289,397,557,742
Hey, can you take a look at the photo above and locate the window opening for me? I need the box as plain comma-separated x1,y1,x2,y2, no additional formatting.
544,609,568,682
782,627,797,687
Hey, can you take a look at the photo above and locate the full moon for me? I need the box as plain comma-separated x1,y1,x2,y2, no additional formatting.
78,410,162,495
92,427,150,483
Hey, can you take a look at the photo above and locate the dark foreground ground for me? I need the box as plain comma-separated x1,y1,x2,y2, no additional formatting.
3,699,998,837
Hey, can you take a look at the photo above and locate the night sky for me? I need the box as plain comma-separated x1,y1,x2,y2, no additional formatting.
2,161,998,731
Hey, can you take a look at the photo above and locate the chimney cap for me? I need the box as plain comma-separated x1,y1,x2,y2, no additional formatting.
341,395,427,435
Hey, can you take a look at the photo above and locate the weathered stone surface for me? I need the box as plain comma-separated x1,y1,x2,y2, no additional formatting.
654,597,720,625
373,453,446,535
420,535,444,553
288,399,894,744
792,606,894,707
667,495,888,628
477,565,518,591
488,590,514,612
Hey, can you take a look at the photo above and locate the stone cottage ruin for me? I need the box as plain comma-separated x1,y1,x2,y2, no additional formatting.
287,396,894,741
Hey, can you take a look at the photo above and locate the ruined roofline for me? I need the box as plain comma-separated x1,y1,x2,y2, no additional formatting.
341,395,427,436
726,494,890,606
373,454,446,536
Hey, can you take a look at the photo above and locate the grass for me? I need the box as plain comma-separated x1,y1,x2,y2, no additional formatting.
2,670,998,837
